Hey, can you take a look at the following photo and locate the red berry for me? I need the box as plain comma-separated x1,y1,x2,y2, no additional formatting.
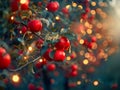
87,42,93,49
28,83,36,90
85,7,90,13
71,64,78,71
111,83,118,89
20,3,29,10
0,47,11,69
62,7,69,14
36,39,44,49
83,39,89,46
10,0,19,12
91,36,97,42
35,58,47,69
20,0,29,10
70,70,78,77
54,50,65,61
55,37,70,50
43,48,52,61
81,13,88,20
20,26,27,34
37,86,44,90
47,64,56,71
46,1,59,12
28,20,42,32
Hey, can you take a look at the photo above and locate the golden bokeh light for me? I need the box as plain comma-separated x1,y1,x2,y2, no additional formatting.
93,80,99,86
20,0,28,4
12,74,20,83
77,81,81,85
83,59,89,65
91,2,96,6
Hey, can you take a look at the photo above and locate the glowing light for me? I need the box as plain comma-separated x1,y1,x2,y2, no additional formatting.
78,5,83,9
20,0,28,4
12,74,20,83
87,29,92,34
93,80,99,86
77,81,81,85
24,56,28,60
66,56,71,61
72,2,77,7
91,2,96,6
10,16,14,20
39,59,43,62
66,5,71,9
55,16,60,20
28,46,33,51
79,39,84,44
83,59,89,65
91,10,96,15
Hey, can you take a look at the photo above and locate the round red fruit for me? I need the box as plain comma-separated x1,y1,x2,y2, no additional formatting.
54,50,65,61
47,64,56,71
28,20,42,32
20,26,27,34
70,70,78,77
46,1,59,12
55,36,70,50
62,7,69,14
36,39,44,49
43,48,52,61
0,47,11,69
71,64,78,71
28,83,36,90
10,0,19,12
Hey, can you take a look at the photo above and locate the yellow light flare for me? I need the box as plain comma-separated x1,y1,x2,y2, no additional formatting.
77,81,81,85
79,50,85,56
55,16,60,20
79,39,84,44
39,59,43,62
87,29,92,34
66,5,71,9
91,2,96,6
20,0,28,4
96,33,102,39
23,56,28,60
83,59,89,65
72,2,77,7
12,74,20,83
93,80,99,86
91,10,96,15
66,56,71,61
78,5,83,10
10,16,14,21
28,46,33,51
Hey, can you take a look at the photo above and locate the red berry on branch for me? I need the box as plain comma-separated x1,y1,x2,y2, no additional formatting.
62,7,69,14
46,1,59,12
55,36,70,50
28,20,43,32
54,50,65,61
37,86,44,90
0,47,11,69
28,83,36,90
71,64,78,71
70,70,78,77
20,26,27,34
47,64,56,71
10,0,19,12
85,7,90,13
43,48,52,61
36,39,44,49
91,36,97,42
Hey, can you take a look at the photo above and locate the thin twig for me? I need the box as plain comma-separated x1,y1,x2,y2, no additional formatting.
8,56,41,72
